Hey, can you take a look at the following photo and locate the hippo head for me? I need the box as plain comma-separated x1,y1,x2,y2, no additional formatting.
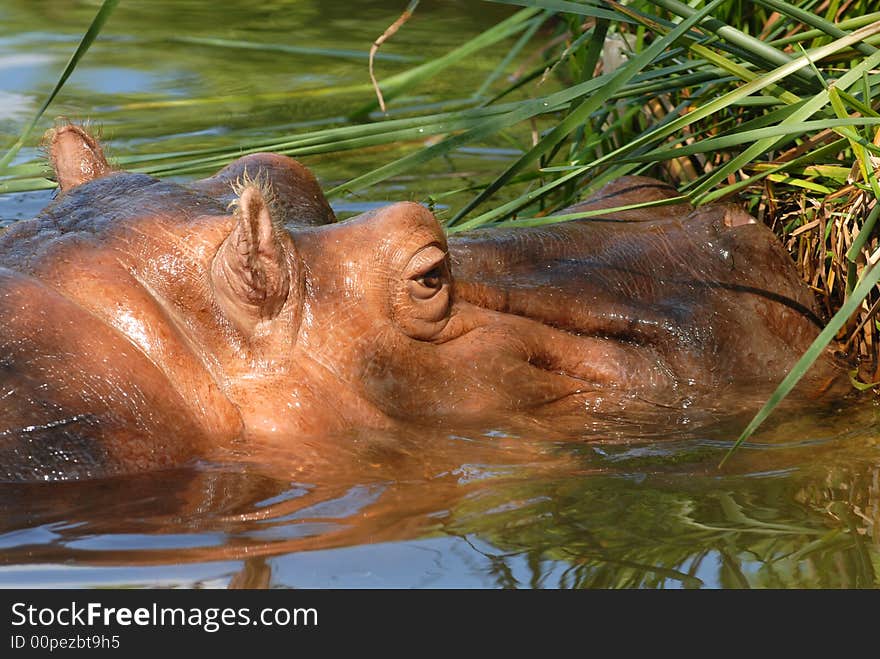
0,124,839,480
25,125,661,454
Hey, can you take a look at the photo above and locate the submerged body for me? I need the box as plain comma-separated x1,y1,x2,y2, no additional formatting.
0,126,843,480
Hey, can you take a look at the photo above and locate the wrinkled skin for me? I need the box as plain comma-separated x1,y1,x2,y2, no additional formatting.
0,125,844,481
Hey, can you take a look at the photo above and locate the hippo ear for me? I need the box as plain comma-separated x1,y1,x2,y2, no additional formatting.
45,124,111,191
211,185,291,332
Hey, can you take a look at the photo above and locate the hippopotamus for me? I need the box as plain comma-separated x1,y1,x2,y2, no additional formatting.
0,124,843,481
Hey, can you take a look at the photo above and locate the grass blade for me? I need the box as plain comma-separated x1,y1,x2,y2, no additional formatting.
697,42,880,202
350,6,542,118
168,36,420,62
622,117,880,162
487,0,635,23
448,0,728,224
719,252,880,467
755,0,877,56
650,0,809,77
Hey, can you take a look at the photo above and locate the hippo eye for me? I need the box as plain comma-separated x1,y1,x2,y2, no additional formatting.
406,246,449,301
415,267,443,291
395,243,452,340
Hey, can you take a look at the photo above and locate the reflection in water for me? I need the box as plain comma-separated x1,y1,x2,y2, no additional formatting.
449,460,880,588
0,399,878,588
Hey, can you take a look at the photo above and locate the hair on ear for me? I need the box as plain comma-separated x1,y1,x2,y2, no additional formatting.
228,169,285,233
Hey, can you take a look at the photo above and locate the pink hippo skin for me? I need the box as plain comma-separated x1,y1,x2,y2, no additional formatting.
0,125,843,480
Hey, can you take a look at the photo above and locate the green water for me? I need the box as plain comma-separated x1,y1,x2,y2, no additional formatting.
1,0,879,589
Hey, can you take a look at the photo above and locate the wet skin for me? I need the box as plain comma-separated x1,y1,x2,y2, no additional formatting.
0,126,844,480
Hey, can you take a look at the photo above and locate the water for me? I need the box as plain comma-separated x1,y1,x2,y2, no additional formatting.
1,0,879,589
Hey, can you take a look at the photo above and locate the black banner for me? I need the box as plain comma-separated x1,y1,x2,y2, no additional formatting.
0,588,869,652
